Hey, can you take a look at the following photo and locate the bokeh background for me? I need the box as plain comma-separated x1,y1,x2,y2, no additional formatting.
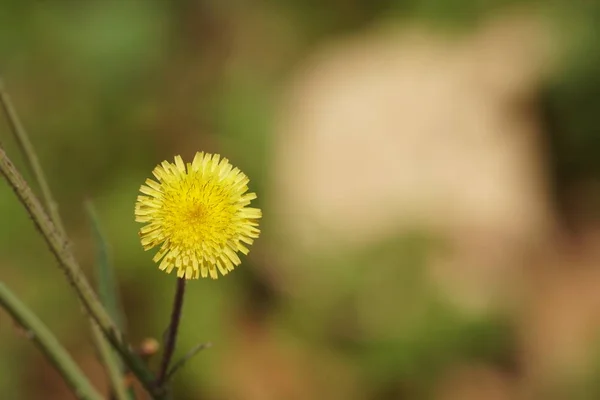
1,1,600,399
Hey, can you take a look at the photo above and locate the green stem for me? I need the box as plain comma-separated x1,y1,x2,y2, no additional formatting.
0,145,160,398
91,323,131,400
0,76,132,399
0,78,66,236
86,201,131,400
0,283,102,400
165,342,211,382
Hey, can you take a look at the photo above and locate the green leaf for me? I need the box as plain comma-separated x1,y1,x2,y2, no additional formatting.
166,342,212,382
86,201,125,330
85,201,133,400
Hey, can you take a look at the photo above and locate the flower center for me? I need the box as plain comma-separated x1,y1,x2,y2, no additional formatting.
186,203,207,225
161,178,236,251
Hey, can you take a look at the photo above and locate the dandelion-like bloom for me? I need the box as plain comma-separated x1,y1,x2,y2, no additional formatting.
135,152,261,279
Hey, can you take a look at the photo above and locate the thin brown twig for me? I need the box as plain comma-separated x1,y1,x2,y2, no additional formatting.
156,278,187,389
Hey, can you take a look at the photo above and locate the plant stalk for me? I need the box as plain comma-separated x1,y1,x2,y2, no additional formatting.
0,77,133,399
91,322,131,400
0,78,66,236
0,79,137,398
0,145,160,398
0,282,103,400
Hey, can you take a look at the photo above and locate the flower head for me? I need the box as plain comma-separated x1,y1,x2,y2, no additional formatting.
135,152,261,279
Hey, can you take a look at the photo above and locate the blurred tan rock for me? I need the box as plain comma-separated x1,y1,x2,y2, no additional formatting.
272,11,557,310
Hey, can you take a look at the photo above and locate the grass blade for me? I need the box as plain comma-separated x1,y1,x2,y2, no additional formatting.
86,201,125,330
86,201,132,400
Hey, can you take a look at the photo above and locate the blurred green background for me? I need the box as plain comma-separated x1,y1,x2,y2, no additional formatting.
1,0,600,399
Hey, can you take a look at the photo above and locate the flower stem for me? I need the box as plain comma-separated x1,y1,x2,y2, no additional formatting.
156,278,187,389
0,282,103,400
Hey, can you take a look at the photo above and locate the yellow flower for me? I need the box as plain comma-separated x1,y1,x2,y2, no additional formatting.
135,152,261,279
